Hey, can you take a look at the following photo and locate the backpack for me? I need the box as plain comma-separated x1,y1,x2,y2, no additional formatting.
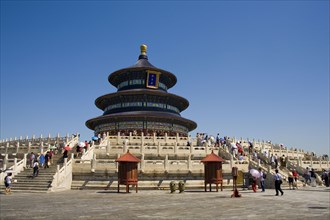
4,176,8,183
263,173,267,179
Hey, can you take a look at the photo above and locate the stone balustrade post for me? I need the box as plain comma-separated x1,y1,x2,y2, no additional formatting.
71,153,74,160
23,153,27,168
106,140,111,156
204,142,209,154
123,140,128,153
64,158,67,175
129,132,132,142
91,154,96,173
117,132,120,144
176,133,179,143
32,135,35,141
153,133,156,144
174,142,177,154
141,153,145,171
188,154,192,171
14,158,17,171
115,154,120,172
4,154,8,168
190,142,193,154
141,132,144,148
40,142,44,154
165,133,168,143
56,165,60,186
5,143,9,154
164,155,169,172
157,142,161,155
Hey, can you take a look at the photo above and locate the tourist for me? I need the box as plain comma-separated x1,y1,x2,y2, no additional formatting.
39,153,45,168
216,133,220,147
292,169,299,189
274,154,278,168
252,176,257,192
49,150,54,164
270,154,275,168
321,169,329,187
310,168,317,187
4,173,12,194
248,141,253,154
33,159,39,178
29,152,35,168
288,172,294,190
63,149,69,161
274,169,284,196
259,168,265,192
280,154,286,168
44,152,50,169
303,167,311,186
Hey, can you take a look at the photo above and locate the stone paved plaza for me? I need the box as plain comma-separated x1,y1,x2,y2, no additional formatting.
0,187,329,220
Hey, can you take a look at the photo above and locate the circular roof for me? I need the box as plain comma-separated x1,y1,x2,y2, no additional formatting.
94,89,189,112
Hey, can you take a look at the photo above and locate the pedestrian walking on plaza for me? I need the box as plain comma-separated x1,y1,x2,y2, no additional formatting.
274,169,284,196
321,169,329,187
259,168,266,192
4,173,13,194
292,169,299,189
310,168,317,187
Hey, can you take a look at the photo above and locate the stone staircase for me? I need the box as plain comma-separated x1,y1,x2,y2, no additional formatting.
1,153,63,192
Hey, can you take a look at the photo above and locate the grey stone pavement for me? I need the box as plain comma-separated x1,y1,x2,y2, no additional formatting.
0,187,329,220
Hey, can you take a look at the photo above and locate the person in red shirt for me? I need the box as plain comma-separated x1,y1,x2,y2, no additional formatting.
292,169,299,189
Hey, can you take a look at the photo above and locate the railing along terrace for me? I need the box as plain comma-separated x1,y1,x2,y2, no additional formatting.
0,133,78,146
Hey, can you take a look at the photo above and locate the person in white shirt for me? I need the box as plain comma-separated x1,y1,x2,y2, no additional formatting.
273,169,284,196
4,173,13,194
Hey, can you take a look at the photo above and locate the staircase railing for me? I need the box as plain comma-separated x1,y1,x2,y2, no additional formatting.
0,154,27,185
49,157,72,192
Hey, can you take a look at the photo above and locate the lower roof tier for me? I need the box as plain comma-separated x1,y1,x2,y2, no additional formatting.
86,111,197,137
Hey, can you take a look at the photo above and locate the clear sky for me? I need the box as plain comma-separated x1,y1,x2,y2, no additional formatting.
1,0,329,156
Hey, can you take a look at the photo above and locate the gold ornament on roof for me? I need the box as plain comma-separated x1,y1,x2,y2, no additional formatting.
140,44,147,55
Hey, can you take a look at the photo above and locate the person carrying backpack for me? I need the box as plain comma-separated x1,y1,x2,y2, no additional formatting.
33,160,39,178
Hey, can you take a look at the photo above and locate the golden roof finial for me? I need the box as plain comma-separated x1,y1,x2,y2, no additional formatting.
140,44,147,55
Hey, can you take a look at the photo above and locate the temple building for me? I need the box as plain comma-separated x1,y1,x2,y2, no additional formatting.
86,45,197,137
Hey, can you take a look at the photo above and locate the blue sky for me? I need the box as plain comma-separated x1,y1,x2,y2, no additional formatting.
1,0,329,156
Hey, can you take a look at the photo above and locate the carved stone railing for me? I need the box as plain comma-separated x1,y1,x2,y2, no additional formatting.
0,154,27,185
49,158,72,192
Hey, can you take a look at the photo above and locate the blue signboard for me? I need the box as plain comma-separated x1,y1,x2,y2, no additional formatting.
146,70,160,89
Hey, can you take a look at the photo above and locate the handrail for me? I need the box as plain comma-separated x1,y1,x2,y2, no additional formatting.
0,154,27,185
49,158,72,192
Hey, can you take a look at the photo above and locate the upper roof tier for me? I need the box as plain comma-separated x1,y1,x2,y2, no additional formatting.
108,44,177,89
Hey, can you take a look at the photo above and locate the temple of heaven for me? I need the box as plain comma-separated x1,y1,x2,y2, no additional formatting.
86,44,197,137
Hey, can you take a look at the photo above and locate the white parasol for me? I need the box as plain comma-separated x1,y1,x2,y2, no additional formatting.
250,169,260,178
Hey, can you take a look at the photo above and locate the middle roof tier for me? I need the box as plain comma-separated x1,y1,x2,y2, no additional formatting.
95,89,190,116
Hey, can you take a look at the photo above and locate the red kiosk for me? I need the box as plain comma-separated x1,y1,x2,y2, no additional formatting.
115,150,141,193
201,151,225,192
